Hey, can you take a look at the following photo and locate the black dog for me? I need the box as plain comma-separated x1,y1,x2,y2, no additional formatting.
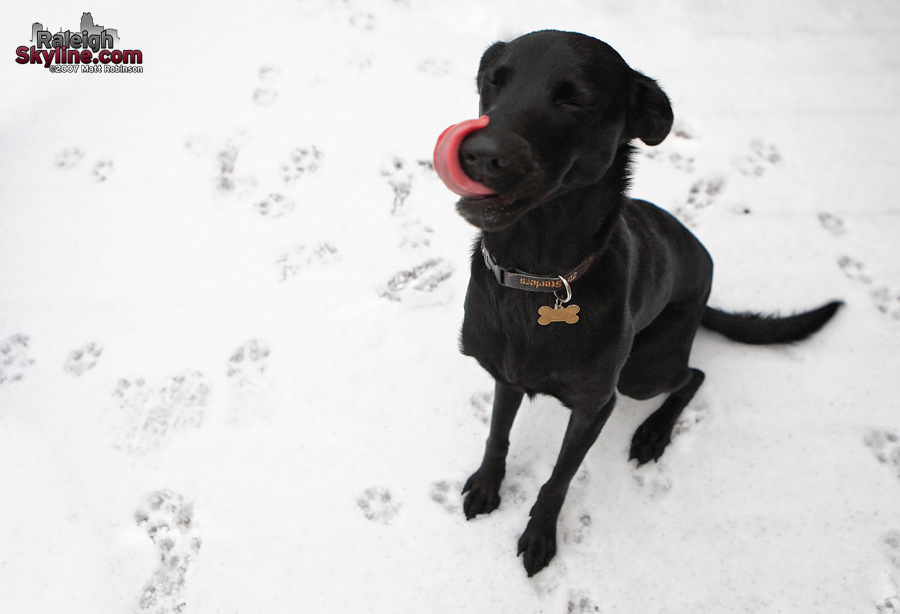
449,30,841,576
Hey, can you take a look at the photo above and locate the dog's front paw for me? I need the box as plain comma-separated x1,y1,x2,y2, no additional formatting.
461,466,503,519
629,418,672,465
517,517,557,577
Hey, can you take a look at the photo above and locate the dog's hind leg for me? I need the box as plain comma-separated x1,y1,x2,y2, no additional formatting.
618,298,708,464
518,395,617,576
629,368,705,464
462,381,524,519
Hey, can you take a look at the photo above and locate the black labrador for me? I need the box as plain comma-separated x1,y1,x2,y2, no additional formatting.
446,30,841,576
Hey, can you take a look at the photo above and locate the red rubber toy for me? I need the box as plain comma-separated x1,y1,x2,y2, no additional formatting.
433,115,497,198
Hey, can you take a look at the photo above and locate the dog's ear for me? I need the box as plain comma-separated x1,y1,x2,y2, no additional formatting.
475,41,507,92
628,72,673,146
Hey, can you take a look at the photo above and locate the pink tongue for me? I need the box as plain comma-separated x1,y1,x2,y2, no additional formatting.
433,115,497,198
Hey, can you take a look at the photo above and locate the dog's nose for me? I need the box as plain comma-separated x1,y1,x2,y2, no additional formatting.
459,134,509,183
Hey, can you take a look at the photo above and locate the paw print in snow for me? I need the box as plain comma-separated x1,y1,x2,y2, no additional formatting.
349,11,376,31
357,487,400,524
632,462,673,498
135,490,201,614
838,256,874,284
379,259,453,302
562,513,593,545
566,590,601,613
91,159,114,182
641,148,695,172
64,342,103,376
419,57,452,77
671,120,696,140
667,152,695,172
674,176,725,227
0,334,35,385
213,134,256,196
381,157,434,216
253,64,280,106
382,157,414,215
55,147,85,168
687,176,724,209
282,146,323,184
277,242,340,282
865,429,900,479
736,139,781,177
871,287,900,321
111,371,210,455
259,65,280,82
253,193,295,218
498,468,533,509
226,339,275,424
227,339,270,383
253,88,277,106
671,398,710,441
216,144,239,193
838,257,900,319
818,212,846,236
429,480,463,514
54,147,113,181
469,391,492,425
397,217,435,250
885,531,900,570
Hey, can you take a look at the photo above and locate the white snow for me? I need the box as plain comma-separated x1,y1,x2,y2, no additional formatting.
2,0,900,612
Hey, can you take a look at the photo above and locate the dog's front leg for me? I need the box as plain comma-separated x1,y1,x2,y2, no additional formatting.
518,395,616,576
462,380,524,519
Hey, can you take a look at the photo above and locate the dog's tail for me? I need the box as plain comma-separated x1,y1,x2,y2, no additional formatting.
701,301,842,345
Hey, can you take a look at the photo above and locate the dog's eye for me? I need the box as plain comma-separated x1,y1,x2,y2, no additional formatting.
483,67,508,89
552,81,594,110
555,98,599,112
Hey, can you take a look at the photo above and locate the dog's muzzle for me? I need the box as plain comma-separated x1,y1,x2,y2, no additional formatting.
433,115,498,199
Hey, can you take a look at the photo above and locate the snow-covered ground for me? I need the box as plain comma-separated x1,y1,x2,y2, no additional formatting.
2,1,900,612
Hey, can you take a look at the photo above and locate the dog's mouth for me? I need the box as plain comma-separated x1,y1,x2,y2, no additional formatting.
434,116,529,229
455,192,528,231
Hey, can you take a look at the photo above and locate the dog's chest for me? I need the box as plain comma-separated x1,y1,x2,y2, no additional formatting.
460,279,605,392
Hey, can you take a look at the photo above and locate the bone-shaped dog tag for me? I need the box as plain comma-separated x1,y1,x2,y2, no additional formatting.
538,304,580,325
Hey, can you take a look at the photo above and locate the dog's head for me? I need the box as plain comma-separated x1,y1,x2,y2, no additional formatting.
451,30,673,231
